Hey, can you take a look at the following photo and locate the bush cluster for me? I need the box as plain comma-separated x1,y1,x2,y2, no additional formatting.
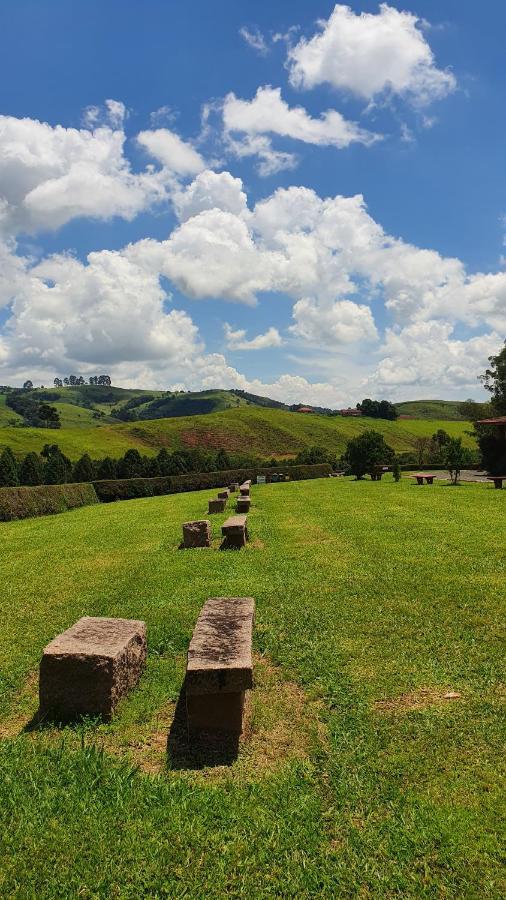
93,465,331,503
0,483,98,521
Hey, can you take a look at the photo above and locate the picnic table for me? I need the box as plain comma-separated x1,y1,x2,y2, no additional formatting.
412,473,436,485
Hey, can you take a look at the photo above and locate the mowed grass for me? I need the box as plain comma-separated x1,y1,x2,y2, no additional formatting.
0,478,504,898
0,404,475,460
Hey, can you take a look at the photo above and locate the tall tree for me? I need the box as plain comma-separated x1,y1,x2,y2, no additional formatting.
480,340,506,414
72,453,95,483
44,448,72,484
22,380,33,390
118,448,144,478
0,447,20,486
96,457,118,480
19,452,44,486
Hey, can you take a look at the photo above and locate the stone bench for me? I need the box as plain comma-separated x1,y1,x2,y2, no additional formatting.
208,497,226,514
236,496,251,513
487,475,505,489
412,473,435,485
221,514,248,548
239,482,250,496
186,597,254,734
39,617,146,721
182,520,211,548
229,482,240,492
217,489,230,500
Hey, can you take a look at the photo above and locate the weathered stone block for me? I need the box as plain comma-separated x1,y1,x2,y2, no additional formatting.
186,597,254,733
236,497,251,513
208,497,226,514
217,489,230,500
221,514,248,548
39,617,146,721
182,520,211,548
229,482,240,492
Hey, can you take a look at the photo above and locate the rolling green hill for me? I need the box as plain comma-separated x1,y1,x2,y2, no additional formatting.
0,403,475,461
395,399,466,420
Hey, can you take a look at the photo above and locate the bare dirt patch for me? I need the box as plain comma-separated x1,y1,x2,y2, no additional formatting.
0,654,327,781
373,688,463,714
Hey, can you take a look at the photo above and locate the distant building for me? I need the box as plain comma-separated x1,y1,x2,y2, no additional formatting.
339,408,362,417
296,406,315,414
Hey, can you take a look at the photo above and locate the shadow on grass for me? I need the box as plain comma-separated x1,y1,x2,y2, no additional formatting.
166,679,239,770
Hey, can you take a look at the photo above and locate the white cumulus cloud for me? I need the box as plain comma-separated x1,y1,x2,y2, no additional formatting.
224,323,283,350
137,128,205,176
223,85,380,149
288,4,456,106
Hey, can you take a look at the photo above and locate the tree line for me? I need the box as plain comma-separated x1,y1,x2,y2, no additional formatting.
0,444,281,488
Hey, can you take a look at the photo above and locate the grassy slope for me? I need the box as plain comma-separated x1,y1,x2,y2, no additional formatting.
396,399,465,420
0,405,475,460
0,478,503,897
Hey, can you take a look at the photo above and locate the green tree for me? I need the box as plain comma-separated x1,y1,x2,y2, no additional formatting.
19,452,44,486
118,449,144,478
72,453,95,483
480,340,506,414
156,448,172,476
216,449,231,470
392,459,401,482
0,447,20,486
432,429,450,446
344,431,395,480
96,457,118,480
443,437,470,485
44,448,72,484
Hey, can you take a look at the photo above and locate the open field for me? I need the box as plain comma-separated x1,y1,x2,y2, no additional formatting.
0,477,504,897
395,399,465,420
0,405,475,460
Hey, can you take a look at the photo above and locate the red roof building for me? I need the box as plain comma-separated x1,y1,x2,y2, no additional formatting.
339,408,362,417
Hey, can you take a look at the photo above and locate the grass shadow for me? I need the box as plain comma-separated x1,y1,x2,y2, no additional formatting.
166,678,240,770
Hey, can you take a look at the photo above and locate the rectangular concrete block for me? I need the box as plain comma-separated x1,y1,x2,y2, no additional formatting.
39,617,147,721
221,514,248,548
208,498,226,514
217,489,230,500
182,520,211,548
236,497,251,513
229,482,240,492
186,597,254,733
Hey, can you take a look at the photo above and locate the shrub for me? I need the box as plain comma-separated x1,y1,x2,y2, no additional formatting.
93,464,331,503
343,431,395,480
0,483,98,522
443,437,473,485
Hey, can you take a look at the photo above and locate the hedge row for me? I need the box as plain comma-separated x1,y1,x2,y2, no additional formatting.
93,464,332,503
0,483,98,522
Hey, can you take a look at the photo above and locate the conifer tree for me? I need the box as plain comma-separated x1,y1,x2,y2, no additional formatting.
0,447,19,486
72,453,95,483
19,452,43,486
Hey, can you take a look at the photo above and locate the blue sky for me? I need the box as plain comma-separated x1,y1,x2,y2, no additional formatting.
0,1,504,404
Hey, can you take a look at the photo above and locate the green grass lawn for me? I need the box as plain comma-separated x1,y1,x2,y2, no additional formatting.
0,478,504,897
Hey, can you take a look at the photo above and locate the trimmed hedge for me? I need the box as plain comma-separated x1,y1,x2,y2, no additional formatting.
93,464,332,503
0,483,98,522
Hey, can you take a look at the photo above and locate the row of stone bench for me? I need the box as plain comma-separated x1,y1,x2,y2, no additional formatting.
181,480,252,549
39,598,255,735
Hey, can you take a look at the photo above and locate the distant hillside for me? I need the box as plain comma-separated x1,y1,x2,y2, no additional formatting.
0,402,474,461
395,400,465,420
